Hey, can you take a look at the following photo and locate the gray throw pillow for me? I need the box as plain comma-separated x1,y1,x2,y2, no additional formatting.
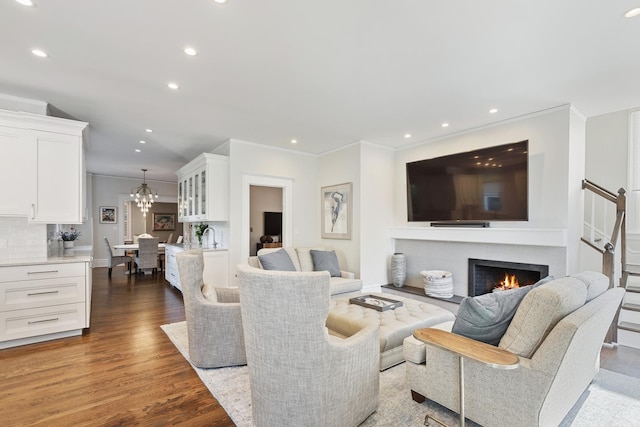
451,275,554,345
258,249,296,271
310,249,341,277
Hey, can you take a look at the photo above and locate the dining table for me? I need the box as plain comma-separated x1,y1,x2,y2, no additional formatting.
113,242,167,274
113,243,166,251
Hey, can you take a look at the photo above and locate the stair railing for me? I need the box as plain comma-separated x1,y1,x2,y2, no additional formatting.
581,179,626,343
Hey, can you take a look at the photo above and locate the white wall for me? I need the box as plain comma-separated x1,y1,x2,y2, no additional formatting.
386,106,584,285
92,174,178,263
227,139,317,284
359,143,395,290
317,144,362,276
394,106,576,230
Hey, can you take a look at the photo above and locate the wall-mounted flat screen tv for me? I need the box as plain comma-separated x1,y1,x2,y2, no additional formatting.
406,140,529,223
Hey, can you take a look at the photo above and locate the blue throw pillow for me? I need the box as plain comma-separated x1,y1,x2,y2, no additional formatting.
451,275,554,345
310,249,341,277
258,249,296,271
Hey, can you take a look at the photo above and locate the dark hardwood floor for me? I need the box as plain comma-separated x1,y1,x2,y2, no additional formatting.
1,266,639,426
0,266,235,426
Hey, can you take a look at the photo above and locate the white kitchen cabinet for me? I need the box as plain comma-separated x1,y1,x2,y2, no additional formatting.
164,244,182,291
0,260,92,349
0,109,87,223
164,245,229,291
176,153,228,223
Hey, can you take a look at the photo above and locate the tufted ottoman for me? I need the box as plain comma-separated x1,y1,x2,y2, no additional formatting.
327,293,456,370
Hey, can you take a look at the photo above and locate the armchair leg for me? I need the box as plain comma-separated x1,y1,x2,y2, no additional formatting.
108,267,112,278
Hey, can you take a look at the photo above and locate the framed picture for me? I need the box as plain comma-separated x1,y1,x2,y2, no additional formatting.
321,182,352,240
152,213,176,231
99,206,117,224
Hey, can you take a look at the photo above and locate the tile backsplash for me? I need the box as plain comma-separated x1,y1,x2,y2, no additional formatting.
0,217,47,260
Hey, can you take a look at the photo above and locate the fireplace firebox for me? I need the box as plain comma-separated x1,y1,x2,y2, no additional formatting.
468,258,549,297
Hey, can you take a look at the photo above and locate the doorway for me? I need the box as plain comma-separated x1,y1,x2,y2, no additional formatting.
250,186,283,255
241,175,293,262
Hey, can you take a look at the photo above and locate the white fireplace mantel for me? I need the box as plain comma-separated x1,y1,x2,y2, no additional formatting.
389,227,568,248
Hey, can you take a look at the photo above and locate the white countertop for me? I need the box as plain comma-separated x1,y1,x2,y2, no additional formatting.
0,249,92,267
165,243,228,252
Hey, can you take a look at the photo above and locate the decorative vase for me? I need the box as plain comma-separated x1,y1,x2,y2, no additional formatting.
391,253,407,287
63,240,75,249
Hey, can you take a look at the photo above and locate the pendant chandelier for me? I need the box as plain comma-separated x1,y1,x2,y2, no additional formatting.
130,168,158,216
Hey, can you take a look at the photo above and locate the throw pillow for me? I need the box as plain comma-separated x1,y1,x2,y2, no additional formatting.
310,249,341,277
499,277,587,358
258,249,296,271
451,275,554,346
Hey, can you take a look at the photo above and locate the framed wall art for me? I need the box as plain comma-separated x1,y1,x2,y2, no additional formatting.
152,213,176,231
321,182,352,240
99,206,117,224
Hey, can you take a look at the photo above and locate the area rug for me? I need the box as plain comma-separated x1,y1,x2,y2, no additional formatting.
162,321,640,426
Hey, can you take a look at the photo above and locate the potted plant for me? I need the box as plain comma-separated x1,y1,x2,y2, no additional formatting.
58,228,81,249
195,223,208,246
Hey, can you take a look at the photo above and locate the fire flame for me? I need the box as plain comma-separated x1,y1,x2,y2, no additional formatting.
494,273,520,291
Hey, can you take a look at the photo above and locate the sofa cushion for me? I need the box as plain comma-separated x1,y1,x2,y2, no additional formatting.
296,247,324,272
258,249,296,271
572,271,609,302
499,277,587,358
310,249,341,277
257,247,301,271
451,275,554,345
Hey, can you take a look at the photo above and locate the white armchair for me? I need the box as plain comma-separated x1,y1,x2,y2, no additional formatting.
236,264,379,427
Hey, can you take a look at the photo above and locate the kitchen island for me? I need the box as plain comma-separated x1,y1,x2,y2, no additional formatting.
164,244,229,291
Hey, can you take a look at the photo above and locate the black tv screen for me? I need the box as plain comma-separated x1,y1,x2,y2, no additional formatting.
264,211,282,235
406,140,528,223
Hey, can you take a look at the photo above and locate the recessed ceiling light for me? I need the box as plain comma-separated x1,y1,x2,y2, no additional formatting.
404,134,412,139
15,0,35,6
624,7,640,18
167,82,179,90
290,139,298,144
489,108,498,114
184,47,197,56
139,140,146,144
441,122,449,128
31,49,47,58
145,128,153,133
135,149,141,153
213,0,228,4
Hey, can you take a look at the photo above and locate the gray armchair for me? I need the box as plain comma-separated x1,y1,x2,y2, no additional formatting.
103,237,132,277
177,249,246,368
236,264,380,427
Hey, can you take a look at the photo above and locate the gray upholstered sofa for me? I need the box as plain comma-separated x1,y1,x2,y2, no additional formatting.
403,272,625,427
248,247,362,296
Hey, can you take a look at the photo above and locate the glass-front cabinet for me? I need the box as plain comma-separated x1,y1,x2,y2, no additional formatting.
175,153,229,223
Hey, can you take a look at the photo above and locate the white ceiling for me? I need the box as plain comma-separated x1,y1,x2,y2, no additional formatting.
2,0,640,182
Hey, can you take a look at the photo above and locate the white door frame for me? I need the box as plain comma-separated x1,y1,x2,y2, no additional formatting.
241,174,293,262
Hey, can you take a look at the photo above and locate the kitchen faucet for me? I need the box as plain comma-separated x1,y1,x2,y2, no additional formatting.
203,227,218,248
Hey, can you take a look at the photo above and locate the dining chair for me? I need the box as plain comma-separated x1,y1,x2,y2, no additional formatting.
135,237,159,276
165,233,174,244
104,237,132,277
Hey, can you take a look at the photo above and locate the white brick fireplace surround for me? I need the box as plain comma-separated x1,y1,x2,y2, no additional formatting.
390,227,568,298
